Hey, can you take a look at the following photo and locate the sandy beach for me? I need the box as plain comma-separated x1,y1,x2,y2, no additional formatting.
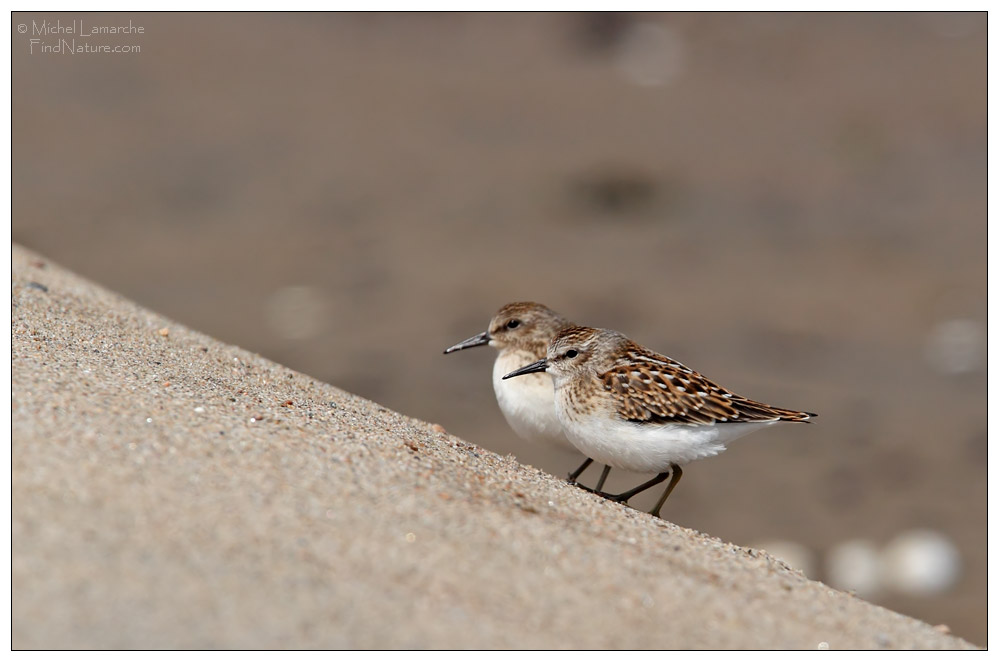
11,245,976,649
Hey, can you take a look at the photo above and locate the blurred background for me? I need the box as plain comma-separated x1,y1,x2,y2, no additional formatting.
12,12,986,645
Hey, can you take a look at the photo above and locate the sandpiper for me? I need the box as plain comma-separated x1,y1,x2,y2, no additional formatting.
504,325,815,517
444,303,612,490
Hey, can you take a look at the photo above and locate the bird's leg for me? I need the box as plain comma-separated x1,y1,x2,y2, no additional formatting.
566,457,593,485
649,464,683,518
600,471,669,503
594,465,611,493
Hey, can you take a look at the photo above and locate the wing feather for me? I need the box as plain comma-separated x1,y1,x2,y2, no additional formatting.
600,343,813,425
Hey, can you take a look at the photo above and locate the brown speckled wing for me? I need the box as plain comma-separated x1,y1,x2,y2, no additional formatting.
600,343,813,426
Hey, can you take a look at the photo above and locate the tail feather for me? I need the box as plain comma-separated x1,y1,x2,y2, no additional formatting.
732,398,815,423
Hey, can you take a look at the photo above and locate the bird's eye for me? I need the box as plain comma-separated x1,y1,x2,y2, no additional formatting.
506,319,520,329
565,349,578,359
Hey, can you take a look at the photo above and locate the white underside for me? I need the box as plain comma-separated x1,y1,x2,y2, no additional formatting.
558,410,778,474
492,351,576,449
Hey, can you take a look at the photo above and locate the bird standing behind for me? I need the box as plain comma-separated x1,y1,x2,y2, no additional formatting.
444,303,612,489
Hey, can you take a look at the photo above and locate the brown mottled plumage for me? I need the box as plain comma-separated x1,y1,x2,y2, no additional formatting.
602,341,814,426
503,325,816,518
552,325,815,428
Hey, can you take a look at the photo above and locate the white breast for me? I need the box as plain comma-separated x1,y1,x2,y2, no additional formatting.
556,397,778,473
492,351,574,448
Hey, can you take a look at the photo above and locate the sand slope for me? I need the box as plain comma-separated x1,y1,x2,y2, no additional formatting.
10,245,974,650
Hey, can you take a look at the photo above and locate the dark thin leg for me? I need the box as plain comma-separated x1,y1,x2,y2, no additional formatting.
567,457,593,485
601,471,670,503
649,464,683,518
594,465,611,493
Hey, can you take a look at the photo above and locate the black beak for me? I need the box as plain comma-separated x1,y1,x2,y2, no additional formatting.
502,359,549,380
443,331,491,354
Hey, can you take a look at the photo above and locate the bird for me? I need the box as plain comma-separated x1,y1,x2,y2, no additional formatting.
503,325,816,517
444,303,613,491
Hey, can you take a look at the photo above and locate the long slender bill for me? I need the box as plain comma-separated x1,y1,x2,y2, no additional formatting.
502,359,549,380
443,331,491,354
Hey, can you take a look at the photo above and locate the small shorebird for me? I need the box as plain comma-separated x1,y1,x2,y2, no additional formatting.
444,303,612,490
504,325,815,517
